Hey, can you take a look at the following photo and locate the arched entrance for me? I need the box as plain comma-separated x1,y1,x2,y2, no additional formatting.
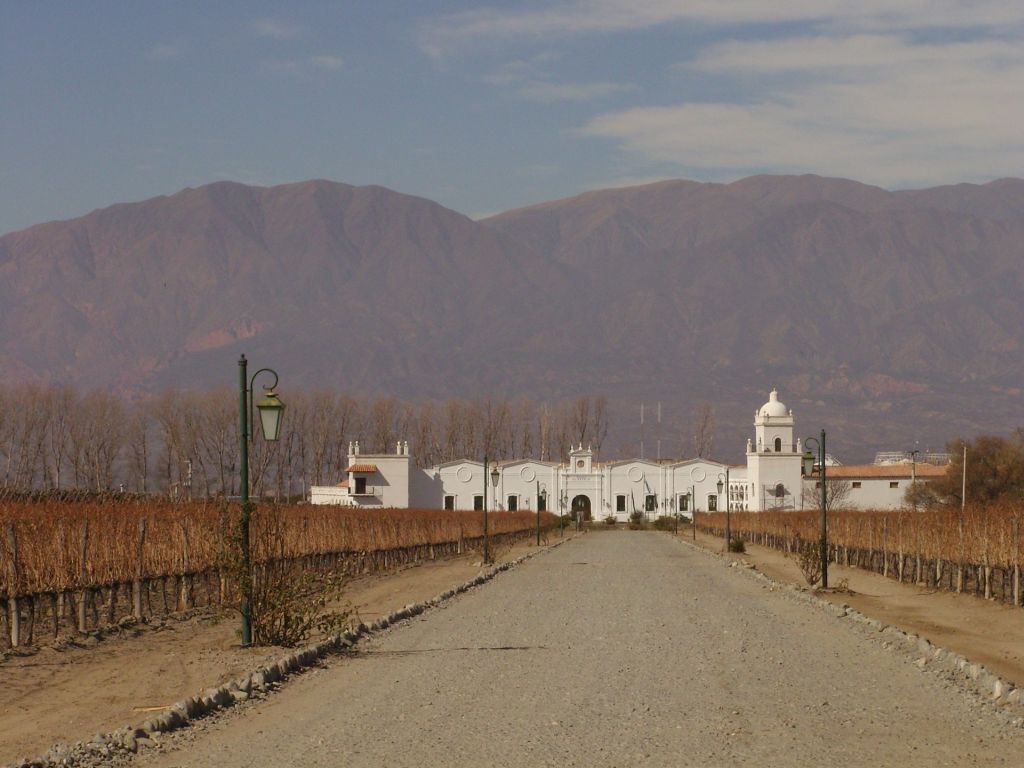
571,494,592,521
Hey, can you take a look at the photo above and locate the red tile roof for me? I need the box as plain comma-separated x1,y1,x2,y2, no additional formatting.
345,464,378,473
816,464,947,479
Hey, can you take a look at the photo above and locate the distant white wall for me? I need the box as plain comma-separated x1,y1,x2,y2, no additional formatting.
803,476,913,511
309,486,353,506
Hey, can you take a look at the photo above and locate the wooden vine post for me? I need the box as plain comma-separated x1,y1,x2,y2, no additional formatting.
133,517,147,619
5,522,20,648
77,521,90,632
1014,515,1021,607
180,519,192,610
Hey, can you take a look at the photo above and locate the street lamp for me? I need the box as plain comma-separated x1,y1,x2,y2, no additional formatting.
238,354,285,647
537,483,547,546
910,447,920,512
484,461,499,564
803,430,828,589
716,467,731,550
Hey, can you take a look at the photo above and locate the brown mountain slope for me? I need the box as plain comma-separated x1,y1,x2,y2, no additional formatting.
482,177,1024,457
0,180,565,394
2,175,1024,461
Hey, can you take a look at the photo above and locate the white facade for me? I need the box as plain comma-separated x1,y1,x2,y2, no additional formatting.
801,463,947,511
316,440,416,509
312,389,809,517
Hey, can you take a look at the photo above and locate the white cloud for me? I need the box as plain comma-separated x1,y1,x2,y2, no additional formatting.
518,80,635,102
580,33,1024,187
481,53,629,102
691,34,1023,74
250,18,302,40
481,53,560,86
419,2,1024,186
421,0,1024,56
311,55,344,70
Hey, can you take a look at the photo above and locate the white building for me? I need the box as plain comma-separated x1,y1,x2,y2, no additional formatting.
311,389,843,518
803,463,947,511
310,388,946,514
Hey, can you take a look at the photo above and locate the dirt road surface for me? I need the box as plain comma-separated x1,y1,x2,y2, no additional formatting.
1,538,543,764
138,532,1024,767
689,528,1024,686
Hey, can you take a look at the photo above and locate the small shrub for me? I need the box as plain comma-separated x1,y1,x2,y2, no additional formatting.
628,511,645,530
727,537,746,553
793,538,822,587
603,515,617,526
250,565,351,647
652,515,675,531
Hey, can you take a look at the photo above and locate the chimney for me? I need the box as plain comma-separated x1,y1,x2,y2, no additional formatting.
354,441,360,456
403,440,409,456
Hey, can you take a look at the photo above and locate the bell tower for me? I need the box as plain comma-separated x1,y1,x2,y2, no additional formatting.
753,389,795,455
569,444,593,474
747,389,802,510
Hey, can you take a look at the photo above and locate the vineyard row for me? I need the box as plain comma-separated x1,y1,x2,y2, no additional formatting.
694,503,1024,605
0,501,551,649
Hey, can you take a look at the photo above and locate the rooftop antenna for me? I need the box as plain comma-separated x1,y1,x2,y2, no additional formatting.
656,402,662,461
640,402,645,460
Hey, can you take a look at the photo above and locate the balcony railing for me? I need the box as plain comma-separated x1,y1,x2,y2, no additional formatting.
350,486,381,497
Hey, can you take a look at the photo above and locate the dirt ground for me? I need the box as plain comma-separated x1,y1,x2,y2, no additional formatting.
685,527,1024,687
0,536,562,765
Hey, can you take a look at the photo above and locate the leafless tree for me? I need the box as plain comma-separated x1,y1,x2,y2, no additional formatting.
513,398,535,460
197,389,237,496
45,385,75,489
369,396,399,454
411,401,441,468
68,391,124,490
691,402,715,458
536,402,552,462
571,396,591,446
0,384,627,494
126,406,152,493
827,478,852,510
592,395,609,455
2,386,49,488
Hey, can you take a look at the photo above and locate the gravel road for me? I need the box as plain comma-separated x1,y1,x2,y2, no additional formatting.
138,532,1024,767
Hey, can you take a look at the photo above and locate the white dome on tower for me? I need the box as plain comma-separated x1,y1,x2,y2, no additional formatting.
759,389,789,418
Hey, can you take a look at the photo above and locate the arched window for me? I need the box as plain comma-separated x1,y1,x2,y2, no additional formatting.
774,437,782,452
775,483,786,498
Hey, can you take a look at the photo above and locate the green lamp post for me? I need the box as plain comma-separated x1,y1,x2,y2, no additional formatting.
537,483,547,546
716,467,731,549
803,430,828,589
238,354,285,647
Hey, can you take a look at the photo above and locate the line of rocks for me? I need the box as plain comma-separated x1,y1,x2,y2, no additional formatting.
8,541,566,768
677,535,1024,726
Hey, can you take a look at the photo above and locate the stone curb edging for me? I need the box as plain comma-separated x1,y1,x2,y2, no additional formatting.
674,535,1024,726
9,538,570,768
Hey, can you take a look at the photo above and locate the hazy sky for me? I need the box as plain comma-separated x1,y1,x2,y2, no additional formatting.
2,1,1023,234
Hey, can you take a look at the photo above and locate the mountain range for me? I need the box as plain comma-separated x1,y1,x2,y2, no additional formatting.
3,174,1024,462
